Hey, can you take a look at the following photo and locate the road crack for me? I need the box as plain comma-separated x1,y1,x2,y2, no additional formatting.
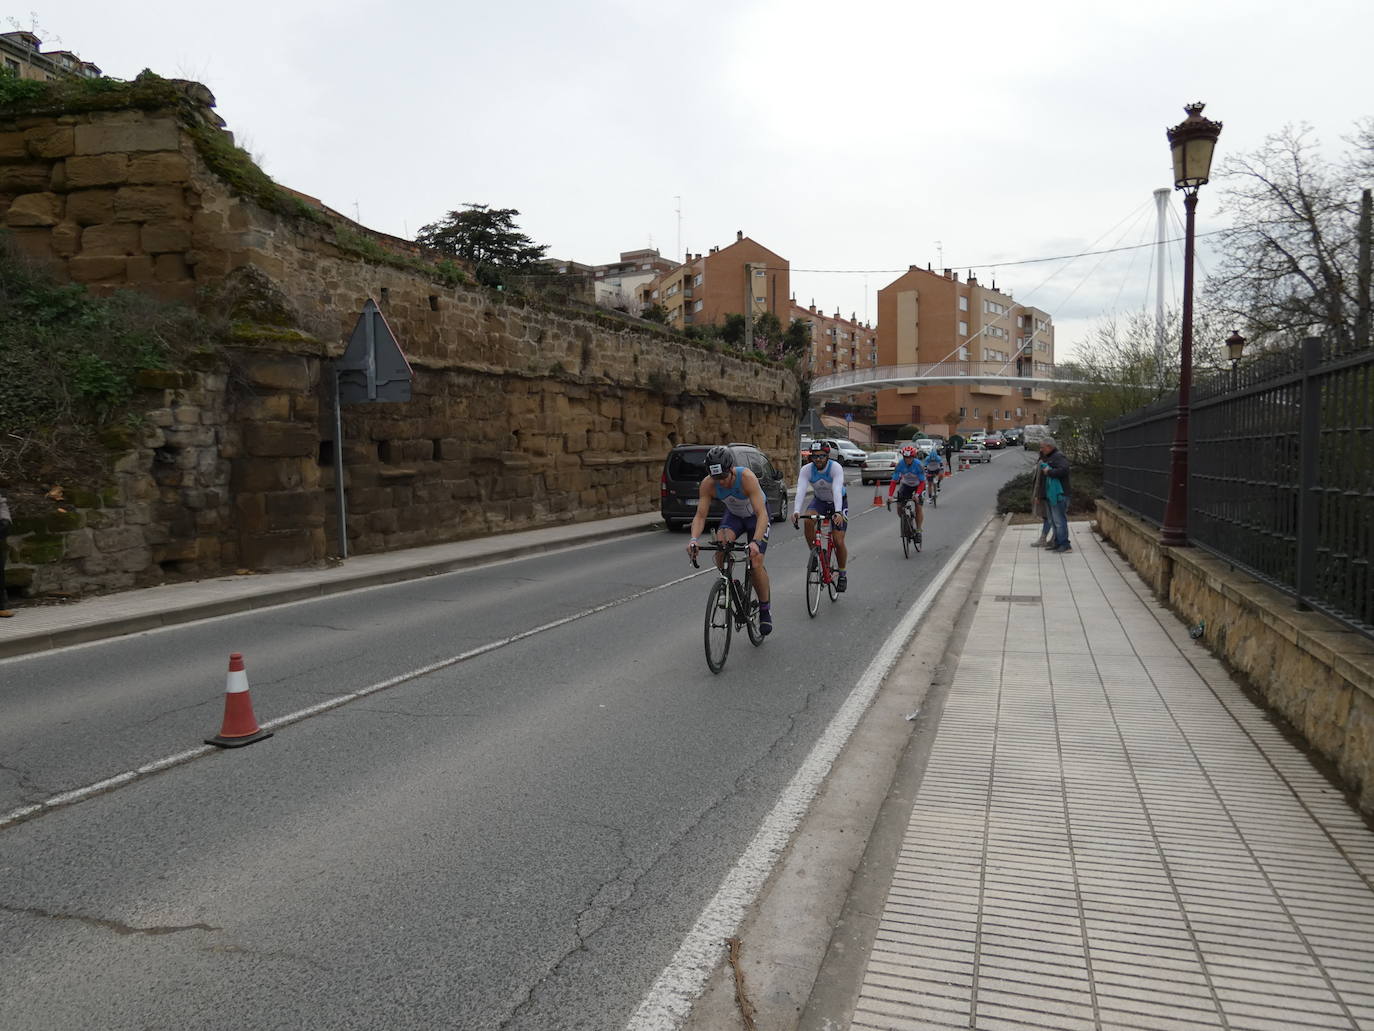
0,902,219,937
0,761,50,800
495,685,829,1028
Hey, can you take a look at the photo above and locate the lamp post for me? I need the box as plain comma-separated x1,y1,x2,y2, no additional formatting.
1225,329,1246,378
1159,102,1223,548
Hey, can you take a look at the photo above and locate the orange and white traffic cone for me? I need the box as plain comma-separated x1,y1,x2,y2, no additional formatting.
873,482,885,507
206,653,273,748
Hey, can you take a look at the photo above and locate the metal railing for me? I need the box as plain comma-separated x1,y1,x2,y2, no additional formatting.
810,361,1094,395
1104,335,1373,640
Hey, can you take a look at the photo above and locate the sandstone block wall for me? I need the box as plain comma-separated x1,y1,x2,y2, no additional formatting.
1097,500,1374,813
1,86,800,596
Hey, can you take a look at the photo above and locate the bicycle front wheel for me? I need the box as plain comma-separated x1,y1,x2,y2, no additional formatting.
901,511,911,559
806,551,822,617
827,546,840,602
704,579,732,674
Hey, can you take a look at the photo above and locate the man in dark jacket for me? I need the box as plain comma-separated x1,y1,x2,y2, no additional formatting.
1036,438,1072,553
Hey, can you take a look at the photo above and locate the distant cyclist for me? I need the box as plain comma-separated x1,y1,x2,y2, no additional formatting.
887,444,927,542
687,445,773,635
924,448,945,498
791,441,849,592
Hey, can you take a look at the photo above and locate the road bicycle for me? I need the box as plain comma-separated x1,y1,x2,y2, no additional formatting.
799,513,841,617
927,470,942,508
889,494,922,559
690,538,764,674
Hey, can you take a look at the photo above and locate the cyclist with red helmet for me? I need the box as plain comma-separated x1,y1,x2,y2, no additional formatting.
887,444,927,542
791,441,849,592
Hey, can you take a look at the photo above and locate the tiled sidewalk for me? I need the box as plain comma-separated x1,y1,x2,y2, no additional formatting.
850,521,1374,1031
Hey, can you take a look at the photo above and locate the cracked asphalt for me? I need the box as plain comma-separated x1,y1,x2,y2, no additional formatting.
0,458,1027,1030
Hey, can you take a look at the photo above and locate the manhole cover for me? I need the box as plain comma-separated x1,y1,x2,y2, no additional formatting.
994,594,1042,603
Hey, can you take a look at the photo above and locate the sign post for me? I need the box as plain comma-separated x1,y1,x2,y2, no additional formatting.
331,299,413,559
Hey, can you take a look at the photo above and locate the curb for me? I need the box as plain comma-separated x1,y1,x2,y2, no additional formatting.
0,519,662,660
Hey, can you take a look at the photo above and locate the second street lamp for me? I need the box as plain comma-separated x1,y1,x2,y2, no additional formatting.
1159,102,1223,548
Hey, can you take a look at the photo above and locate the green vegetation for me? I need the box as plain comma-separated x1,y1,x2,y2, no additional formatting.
996,467,1103,516
0,240,215,493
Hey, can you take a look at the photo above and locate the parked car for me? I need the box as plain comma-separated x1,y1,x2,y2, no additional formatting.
960,442,993,464
820,436,868,466
984,432,1006,449
1002,429,1023,447
968,431,987,444
661,443,789,532
861,451,899,485
912,438,938,455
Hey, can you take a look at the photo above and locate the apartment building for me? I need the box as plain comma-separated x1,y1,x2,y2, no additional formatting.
641,232,789,331
1,32,101,81
593,248,677,315
789,300,879,413
875,265,1054,437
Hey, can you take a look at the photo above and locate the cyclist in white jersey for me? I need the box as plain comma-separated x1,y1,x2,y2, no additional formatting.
687,445,774,635
790,441,849,592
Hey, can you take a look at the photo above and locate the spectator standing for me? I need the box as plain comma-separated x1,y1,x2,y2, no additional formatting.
1037,438,1072,553
1028,464,1054,548
0,490,12,616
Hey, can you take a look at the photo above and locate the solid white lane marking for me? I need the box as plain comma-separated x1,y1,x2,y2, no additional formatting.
624,516,990,1031
0,566,715,832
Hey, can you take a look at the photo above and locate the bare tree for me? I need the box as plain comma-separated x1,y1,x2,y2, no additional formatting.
1208,123,1368,349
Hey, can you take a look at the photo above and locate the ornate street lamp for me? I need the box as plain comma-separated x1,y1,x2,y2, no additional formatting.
1159,102,1223,548
1225,329,1247,367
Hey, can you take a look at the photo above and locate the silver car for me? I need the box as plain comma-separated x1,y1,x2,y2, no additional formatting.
861,451,899,484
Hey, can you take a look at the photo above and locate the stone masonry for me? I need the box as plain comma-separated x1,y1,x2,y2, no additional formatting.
1,79,799,595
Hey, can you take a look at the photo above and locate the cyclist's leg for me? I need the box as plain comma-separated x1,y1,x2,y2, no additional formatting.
715,514,741,573
743,515,772,633
915,486,926,530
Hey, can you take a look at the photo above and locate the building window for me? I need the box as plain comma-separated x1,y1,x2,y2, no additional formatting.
959,296,968,312
1016,407,1024,417
958,346,969,360
754,296,765,304
972,408,980,418
959,407,966,417
4,58,19,73
958,321,968,336
693,299,703,312
693,273,702,287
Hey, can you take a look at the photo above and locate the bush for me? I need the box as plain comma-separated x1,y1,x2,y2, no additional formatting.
995,465,1104,516
0,239,217,492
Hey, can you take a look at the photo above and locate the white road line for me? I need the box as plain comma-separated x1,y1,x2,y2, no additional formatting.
624,515,990,1031
0,566,714,832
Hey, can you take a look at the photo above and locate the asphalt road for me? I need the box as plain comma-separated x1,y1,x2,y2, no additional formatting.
0,452,1032,1031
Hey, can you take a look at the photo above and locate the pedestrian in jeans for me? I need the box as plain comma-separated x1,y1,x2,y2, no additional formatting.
1037,438,1072,553
1028,464,1054,548
0,490,12,617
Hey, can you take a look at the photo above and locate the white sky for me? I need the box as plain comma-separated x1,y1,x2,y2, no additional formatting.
27,0,1374,358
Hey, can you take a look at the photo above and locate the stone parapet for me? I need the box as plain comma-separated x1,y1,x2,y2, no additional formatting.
1096,500,1374,813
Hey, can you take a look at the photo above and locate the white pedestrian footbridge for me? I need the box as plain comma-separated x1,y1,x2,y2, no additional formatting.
809,361,1095,396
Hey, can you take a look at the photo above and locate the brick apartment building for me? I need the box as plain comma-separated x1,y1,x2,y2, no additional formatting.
642,232,789,331
875,266,1053,438
789,300,878,412
1,31,101,81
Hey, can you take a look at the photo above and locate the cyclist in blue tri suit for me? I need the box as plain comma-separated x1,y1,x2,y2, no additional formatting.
687,445,774,635
791,441,849,592
923,448,945,499
886,444,927,543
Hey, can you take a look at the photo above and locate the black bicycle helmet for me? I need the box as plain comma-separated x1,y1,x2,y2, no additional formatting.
704,445,735,477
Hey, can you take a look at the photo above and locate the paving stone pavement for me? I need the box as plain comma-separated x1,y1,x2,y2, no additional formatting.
850,520,1374,1031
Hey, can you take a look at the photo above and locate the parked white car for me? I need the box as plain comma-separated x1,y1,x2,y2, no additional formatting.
960,442,993,464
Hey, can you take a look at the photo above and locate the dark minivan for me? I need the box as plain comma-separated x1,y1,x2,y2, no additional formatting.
660,443,789,532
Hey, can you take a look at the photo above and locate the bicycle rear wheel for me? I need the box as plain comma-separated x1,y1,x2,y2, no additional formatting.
743,573,764,646
805,551,822,617
901,510,911,559
704,579,732,674
930,482,938,508
826,547,840,602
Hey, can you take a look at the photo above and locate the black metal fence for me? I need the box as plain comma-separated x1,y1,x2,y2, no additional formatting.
1103,336,1373,641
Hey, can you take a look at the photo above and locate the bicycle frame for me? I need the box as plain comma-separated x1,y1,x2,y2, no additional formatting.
804,514,835,584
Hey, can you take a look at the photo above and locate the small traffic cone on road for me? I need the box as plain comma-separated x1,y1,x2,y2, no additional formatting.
206,653,272,748
873,482,885,507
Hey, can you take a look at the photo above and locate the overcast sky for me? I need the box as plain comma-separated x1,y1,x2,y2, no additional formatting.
30,0,1374,357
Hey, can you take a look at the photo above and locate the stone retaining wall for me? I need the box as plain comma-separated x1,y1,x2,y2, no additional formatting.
1,82,799,597
1096,500,1374,813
